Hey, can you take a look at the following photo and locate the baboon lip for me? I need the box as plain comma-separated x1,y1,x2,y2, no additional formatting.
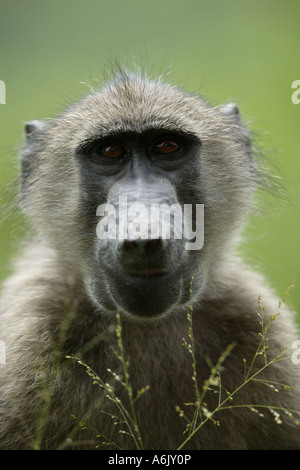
126,268,170,278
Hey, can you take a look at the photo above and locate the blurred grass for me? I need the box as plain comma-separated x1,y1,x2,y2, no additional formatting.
0,0,299,321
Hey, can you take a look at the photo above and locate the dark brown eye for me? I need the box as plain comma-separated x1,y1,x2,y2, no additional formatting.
102,143,125,159
155,139,180,155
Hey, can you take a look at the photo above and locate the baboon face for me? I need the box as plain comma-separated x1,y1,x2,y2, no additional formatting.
21,74,255,318
77,130,202,317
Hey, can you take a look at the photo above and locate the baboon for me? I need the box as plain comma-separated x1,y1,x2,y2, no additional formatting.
0,71,299,450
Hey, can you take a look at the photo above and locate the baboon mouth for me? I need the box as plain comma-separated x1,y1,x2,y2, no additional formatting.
103,265,183,317
126,268,170,278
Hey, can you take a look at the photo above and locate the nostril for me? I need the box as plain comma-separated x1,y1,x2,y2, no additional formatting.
145,238,162,255
119,238,171,277
123,240,138,250
122,238,163,255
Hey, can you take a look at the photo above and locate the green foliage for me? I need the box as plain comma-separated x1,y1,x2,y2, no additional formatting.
65,279,300,450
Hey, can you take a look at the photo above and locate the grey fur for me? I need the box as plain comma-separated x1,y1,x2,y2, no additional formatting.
0,72,299,449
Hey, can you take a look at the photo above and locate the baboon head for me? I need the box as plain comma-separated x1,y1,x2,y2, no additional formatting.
21,72,256,318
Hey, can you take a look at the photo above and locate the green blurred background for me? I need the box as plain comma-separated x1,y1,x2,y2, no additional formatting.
0,0,299,322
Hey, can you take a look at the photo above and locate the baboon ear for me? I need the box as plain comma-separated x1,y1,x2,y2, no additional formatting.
216,102,240,119
25,120,47,143
216,103,250,140
22,120,47,184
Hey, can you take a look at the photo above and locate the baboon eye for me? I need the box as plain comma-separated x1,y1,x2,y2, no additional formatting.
154,139,180,155
102,143,126,159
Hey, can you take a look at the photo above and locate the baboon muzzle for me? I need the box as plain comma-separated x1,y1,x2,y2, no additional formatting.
96,179,186,317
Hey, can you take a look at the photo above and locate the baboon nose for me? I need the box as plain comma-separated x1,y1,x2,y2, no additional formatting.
122,238,163,256
120,238,168,277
